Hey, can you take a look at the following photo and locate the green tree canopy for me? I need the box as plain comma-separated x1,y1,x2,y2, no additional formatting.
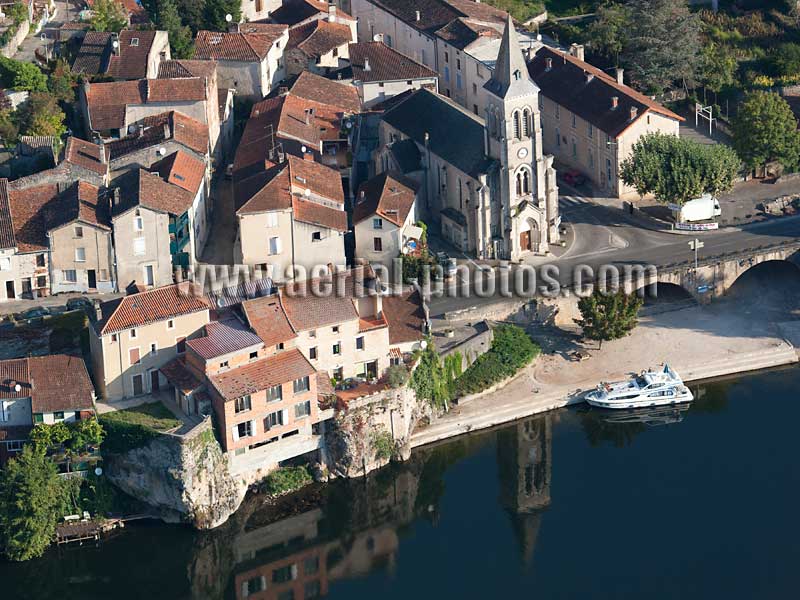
769,43,800,78
154,0,194,59
621,0,701,94
0,56,48,93
16,92,67,138
586,1,631,66
90,0,129,33
0,446,69,561
697,42,737,94
574,289,643,349
202,0,241,32
732,90,800,172
620,133,740,204
48,59,78,104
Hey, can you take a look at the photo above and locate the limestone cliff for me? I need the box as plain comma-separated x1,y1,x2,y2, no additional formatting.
104,419,247,529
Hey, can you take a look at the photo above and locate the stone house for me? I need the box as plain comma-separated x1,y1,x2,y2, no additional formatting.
0,354,96,463
236,154,347,283
270,0,358,41
348,41,438,109
285,18,354,77
239,0,281,23
90,283,211,401
353,171,420,269
528,45,683,199
110,150,210,289
72,30,170,81
194,27,289,101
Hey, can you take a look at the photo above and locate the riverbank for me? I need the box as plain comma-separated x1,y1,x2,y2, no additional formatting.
411,302,799,448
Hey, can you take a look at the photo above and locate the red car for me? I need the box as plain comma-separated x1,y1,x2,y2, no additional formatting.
562,170,587,187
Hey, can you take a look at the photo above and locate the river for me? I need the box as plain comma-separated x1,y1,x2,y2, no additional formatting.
2,367,799,599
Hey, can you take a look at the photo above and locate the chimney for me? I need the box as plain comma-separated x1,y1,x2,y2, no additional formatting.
616,67,624,85
304,152,314,161
93,299,102,323
585,71,593,84
611,96,619,110
364,57,371,71
97,138,106,164
304,108,311,125
545,57,552,71
570,43,584,61
328,4,337,23
415,10,421,21
630,106,638,121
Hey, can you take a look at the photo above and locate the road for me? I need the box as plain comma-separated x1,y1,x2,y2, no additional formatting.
429,194,800,316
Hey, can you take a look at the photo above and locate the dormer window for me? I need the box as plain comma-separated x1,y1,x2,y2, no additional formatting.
513,69,521,81
130,38,139,47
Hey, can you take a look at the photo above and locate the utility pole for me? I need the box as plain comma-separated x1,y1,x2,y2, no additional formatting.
688,238,704,281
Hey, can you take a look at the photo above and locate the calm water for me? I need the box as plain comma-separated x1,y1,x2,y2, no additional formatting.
3,368,800,600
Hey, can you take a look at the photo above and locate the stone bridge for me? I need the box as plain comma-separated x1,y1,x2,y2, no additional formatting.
630,241,800,304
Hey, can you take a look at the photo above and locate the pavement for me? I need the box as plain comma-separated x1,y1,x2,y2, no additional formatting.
12,0,76,64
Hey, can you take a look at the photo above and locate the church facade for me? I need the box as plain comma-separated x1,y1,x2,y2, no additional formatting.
375,17,559,260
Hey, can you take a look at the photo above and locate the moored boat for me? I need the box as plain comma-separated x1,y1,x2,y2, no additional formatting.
586,364,693,409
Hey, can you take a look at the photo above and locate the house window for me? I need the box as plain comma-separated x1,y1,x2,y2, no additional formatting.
456,58,461,70
332,47,338,57
176,337,186,353
54,411,65,421
332,342,341,355
309,329,316,338
36,253,45,267
304,556,320,576
294,400,311,419
74,226,83,238
356,336,364,351
110,333,118,342
312,231,322,242
309,346,317,360
264,410,284,430
249,351,258,360
333,367,343,381
219,360,229,369
456,72,462,89
588,123,594,138
130,37,139,46
373,237,382,252
133,237,146,255
572,138,577,158
555,127,561,147
144,264,154,286
167,319,174,329
277,342,284,351
134,216,144,231
236,421,253,438
0,257,9,271
129,347,140,365
444,51,449,63
75,247,86,262
555,105,560,120
332,326,339,333
266,385,282,402
150,342,157,355
266,212,278,227
293,376,310,394
99,269,108,281
131,328,137,339
444,65,450,82
34,413,43,423
235,395,251,414
373,218,383,230
269,236,281,255
572,113,576,128
63,270,77,283
473,104,478,115
36,275,46,288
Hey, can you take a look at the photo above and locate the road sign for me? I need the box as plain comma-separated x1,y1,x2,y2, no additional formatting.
696,285,710,294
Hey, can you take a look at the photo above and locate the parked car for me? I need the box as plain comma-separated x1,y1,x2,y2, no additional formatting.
66,297,95,315
435,252,457,278
562,170,587,187
20,306,51,324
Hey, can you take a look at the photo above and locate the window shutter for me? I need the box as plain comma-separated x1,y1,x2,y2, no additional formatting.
281,409,288,426
275,236,282,254
232,425,240,442
129,348,140,365
250,420,257,436
241,581,249,598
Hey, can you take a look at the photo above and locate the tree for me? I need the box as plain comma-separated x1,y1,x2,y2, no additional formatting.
621,0,701,94
202,0,240,32
48,59,78,104
621,133,740,204
586,2,631,66
0,56,48,93
90,0,128,33
770,43,800,78
0,446,68,561
16,93,67,138
697,42,737,98
732,91,800,173
67,418,105,453
574,289,643,349
154,0,194,59
0,109,18,145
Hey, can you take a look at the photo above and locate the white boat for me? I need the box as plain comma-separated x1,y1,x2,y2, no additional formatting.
585,364,693,409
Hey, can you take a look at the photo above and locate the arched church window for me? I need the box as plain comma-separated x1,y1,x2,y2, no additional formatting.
516,168,531,196
522,108,531,138
513,111,521,140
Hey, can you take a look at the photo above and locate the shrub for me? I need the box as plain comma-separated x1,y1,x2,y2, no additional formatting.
371,429,393,460
262,466,312,496
386,364,409,388
453,325,540,397
99,403,181,454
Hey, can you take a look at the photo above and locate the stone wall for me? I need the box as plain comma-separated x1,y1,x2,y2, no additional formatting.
0,19,29,59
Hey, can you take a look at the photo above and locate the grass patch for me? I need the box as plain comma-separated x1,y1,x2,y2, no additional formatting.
453,324,541,398
99,403,181,454
262,466,313,496
48,311,89,354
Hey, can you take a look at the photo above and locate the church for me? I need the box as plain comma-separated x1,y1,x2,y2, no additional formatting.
375,16,560,260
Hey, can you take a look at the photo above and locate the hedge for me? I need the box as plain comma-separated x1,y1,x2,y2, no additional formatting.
262,466,313,496
453,325,540,397
99,403,181,454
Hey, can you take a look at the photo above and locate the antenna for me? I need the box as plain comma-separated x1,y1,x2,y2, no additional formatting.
304,188,311,198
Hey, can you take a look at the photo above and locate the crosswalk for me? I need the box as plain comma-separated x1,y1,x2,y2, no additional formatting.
559,195,590,212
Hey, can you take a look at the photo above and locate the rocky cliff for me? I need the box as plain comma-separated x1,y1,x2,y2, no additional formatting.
104,419,247,529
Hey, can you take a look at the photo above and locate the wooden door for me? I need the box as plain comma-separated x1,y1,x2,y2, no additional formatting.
150,370,160,393
520,230,531,252
132,374,144,396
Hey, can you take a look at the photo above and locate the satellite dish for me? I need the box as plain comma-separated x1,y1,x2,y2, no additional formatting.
13,384,21,392
301,145,307,153
112,40,119,49
420,340,428,350
95,467,103,476
225,13,232,22
304,188,311,198
346,121,353,129
158,147,166,156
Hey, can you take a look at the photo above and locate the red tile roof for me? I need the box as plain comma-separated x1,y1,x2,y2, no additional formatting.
108,111,209,159
287,19,352,59
528,46,683,139
0,358,30,399
269,0,355,26
106,30,161,80
96,283,209,335
290,70,361,113
8,184,59,252
195,28,286,62
147,78,206,102
72,31,113,75
236,165,291,214
160,356,204,395
157,59,218,80
279,286,358,331
152,150,205,196
383,289,426,344
349,41,437,83
354,171,418,226
287,154,344,203
292,194,348,231
27,354,95,413
186,315,263,360
64,137,108,176
209,348,315,400
242,294,298,347
44,181,110,231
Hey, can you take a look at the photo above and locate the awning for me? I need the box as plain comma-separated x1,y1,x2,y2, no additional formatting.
404,224,423,240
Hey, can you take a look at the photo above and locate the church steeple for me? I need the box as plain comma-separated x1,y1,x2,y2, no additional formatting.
485,15,539,100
